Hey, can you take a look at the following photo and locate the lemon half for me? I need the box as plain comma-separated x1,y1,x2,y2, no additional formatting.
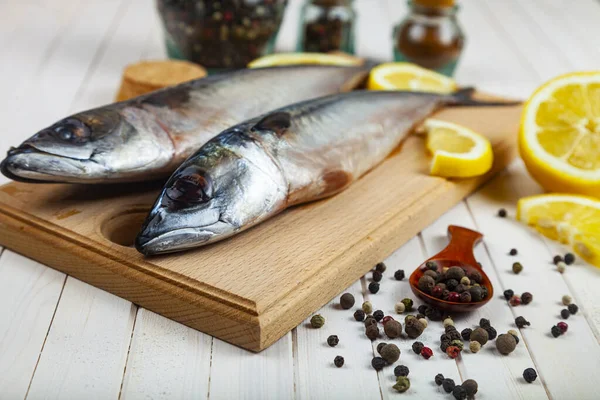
367,62,457,94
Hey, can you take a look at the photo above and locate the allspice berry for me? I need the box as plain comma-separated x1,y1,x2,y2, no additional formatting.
470,327,489,346
405,318,426,339
469,341,481,353
340,293,355,309
362,301,373,314
364,315,377,327
446,266,465,280
394,302,406,314
418,275,436,293
366,324,380,341
496,333,517,355
310,314,325,328
462,379,478,397
393,376,410,393
380,343,401,364
384,319,403,339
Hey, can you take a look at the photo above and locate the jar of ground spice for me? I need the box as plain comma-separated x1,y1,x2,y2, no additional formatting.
298,0,356,54
392,0,465,76
157,0,288,70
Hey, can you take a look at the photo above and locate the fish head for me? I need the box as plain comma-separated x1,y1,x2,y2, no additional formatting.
1,106,173,183
135,133,287,255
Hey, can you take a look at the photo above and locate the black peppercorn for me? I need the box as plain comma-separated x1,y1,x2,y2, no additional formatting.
479,318,491,328
481,286,489,299
468,270,483,283
447,330,461,341
334,355,344,368
551,325,562,338
564,253,575,265
521,292,533,305
568,304,579,314
372,270,383,283
509,248,518,256
515,316,531,328
440,341,450,352
484,326,497,340
469,286,483,302
371,356,386,370
498,208,507,217
503,289,514,300
373,310,384,321
375,262,387,273
340,293,355,309
368,282,380,294
412,341,424,354
461,328,473,341
523,368,537,383
454,283,467,294
452,385,467,400
354,309,365,321
553,255,563,265
394,269,405,280
442,378,456,393
435,373,445,386
446,279,459,291
460,291,472,303
417,305,429,315
327,335,339,347
426,261,438,270
561,309,570,319
394,365,409,377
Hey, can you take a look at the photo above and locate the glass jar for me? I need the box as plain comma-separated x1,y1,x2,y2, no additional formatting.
157,0,288,70
297,0,356,54
393,0,465,76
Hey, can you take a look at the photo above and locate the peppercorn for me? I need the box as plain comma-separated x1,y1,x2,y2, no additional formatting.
498,208,507,217
417,305,428,314
431,286,444,298
451,339,464,351
340,293,355,309
496,333,517,355
362,301,373,314
510,295,522,306
384,320,403,339
562,295,572,305
454,284,467,294
402,340,419,356
426,307,444,321
446,279,458,291
523,368,537,383
372,270,383,283
394,365,409,377
447,292,461,302
442,289,451,300
364,316,377,327
459,277,469,286
564,252,575,265
405,318,426,339
512,262,523,274
445,324,458,333
551,325,562,337
515,316,530,328
394,302,405,314
354,309,365,321
446,266,465,281
560,309,570,319
334,355,344,368
481,286,489,300
373,310,384,321
459,292,472,303
470,327,489,346
418,318,428,329
484,326,497,340
401,298,414,311
452,385,467,400
424,270,439,280
404,315,415,324
568,304,579,314
420,346,433,359
468,270,483,283
426,261,438,270
442,378,456,393
325,335,339,348
446,346,461,359
521,292,533,305
377,342,388,354
418,275,436,293
380,343,401,364
467,286,482,302
310,314,325,328
469,341,481,353
393,376,410,393
440,341,450,352
509,332,519,344
435,373,445,386
394,269,405,280
443,317,454,328
553,255,563,265
557,321,568,334
366,324,380,341
368,282,380,294
509,248,518,256
375,262,387,273
371,356,386,370
502,289,514,302
382,316,394,325
557,261,566,273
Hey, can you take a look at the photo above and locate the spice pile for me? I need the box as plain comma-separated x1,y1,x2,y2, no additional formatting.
299,0,355,54
416,262,489,303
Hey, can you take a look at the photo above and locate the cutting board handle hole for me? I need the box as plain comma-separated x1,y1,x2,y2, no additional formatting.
101,208,149,247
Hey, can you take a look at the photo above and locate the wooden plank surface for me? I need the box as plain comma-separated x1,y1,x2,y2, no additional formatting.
0,0,600,398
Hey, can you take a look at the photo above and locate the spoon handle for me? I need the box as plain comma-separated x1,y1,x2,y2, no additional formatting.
431,225,483,267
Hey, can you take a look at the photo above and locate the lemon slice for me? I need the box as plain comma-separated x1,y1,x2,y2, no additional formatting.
424,119,494,178
367,62,457,93
517,194,600,267
248,52,363,68
520,71,600,196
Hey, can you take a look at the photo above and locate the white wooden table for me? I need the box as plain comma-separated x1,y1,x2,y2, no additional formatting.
1,0,600,399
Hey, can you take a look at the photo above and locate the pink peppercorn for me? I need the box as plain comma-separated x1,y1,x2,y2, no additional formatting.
446,346,461,359
432,286,444,298
509,295,521,306
557,322,568,334
382,316,394,325
447,292,460,302
421,347,434,359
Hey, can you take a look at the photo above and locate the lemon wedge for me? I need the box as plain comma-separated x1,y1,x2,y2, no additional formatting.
424,119,494,178
367,62,457,93
517,194,600,267
520,71,600,196
248,52,363,68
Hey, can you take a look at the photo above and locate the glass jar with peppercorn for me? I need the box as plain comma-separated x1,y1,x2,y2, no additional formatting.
156,0,288,71
297,0,356,54
393,0,465,76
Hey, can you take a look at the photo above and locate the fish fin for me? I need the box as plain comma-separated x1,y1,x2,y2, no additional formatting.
252,112,291,136
320,170,353,197
448,87,522,107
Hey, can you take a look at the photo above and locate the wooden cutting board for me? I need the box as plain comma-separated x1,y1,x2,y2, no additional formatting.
0,102,521,352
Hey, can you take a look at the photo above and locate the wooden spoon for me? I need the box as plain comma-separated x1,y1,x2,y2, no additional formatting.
409,225,493,312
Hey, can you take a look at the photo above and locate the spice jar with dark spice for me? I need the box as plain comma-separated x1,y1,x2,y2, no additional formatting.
298,0,355,53
157,0,288,70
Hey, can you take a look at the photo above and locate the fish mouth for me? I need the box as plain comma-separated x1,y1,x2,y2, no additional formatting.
1,145,106,183
135,226,227,255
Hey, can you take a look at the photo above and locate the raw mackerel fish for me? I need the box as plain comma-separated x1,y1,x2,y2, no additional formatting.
0,65,369,183
136,89,505,255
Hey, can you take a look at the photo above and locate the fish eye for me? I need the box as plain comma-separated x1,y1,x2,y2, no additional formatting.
53,118,90,143
165,169,213,204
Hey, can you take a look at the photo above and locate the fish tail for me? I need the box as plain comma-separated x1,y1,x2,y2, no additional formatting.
448,87,521,107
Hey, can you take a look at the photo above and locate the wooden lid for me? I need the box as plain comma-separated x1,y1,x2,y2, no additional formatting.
414,0,455,7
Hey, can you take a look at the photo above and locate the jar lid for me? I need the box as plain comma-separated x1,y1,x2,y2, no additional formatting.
414,0,455,7
312,0,352,6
